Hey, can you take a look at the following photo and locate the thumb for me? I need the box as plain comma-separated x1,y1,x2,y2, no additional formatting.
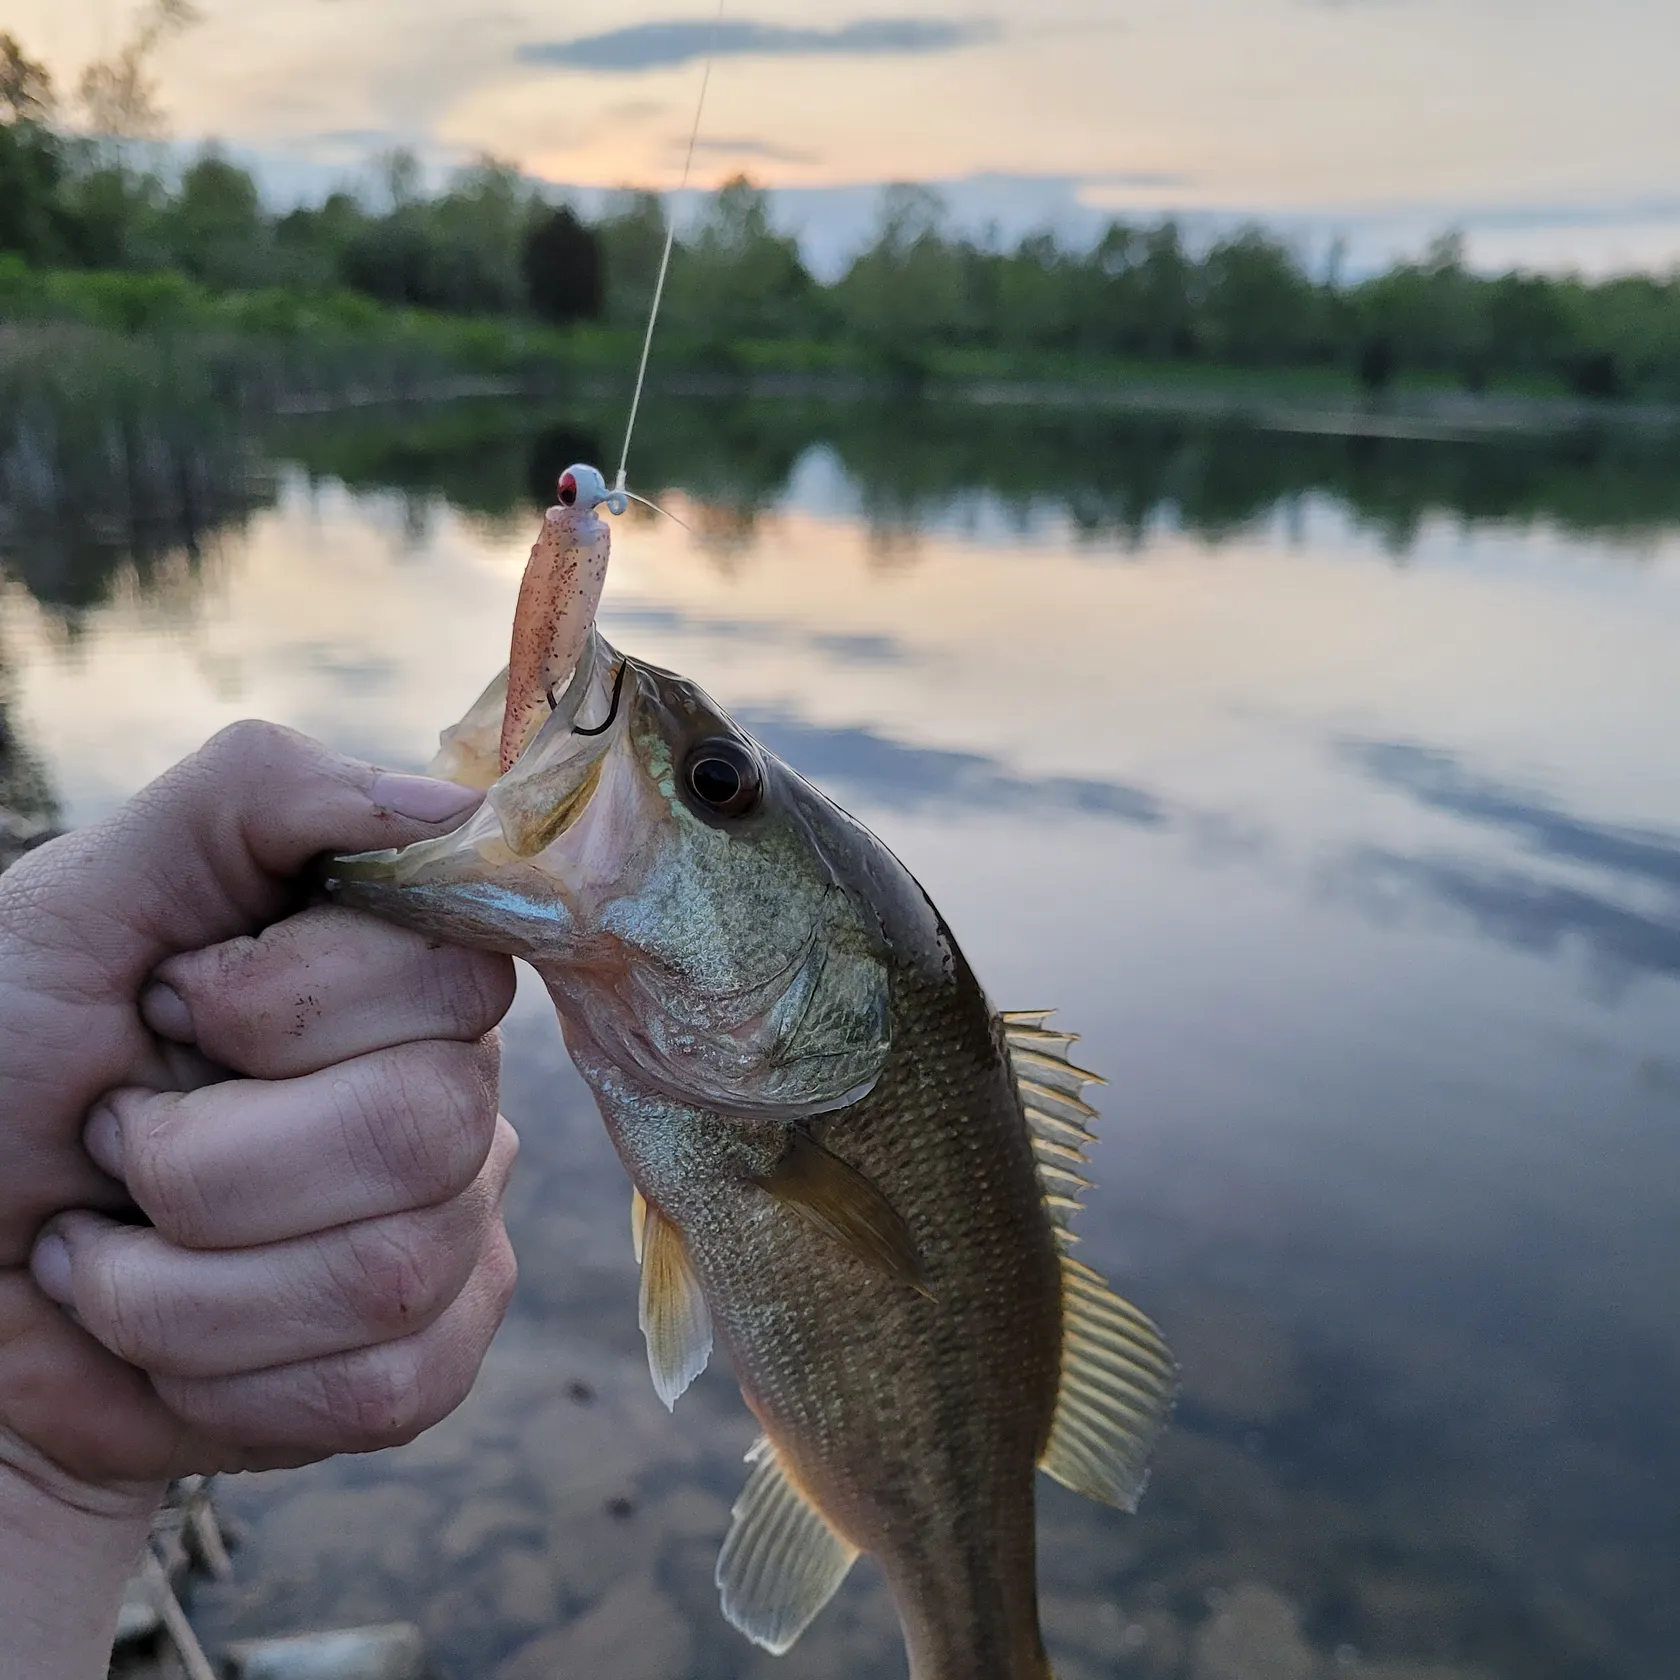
2,720,481,996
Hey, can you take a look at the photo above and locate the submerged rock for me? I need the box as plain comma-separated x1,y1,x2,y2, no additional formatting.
224,1622,425,1680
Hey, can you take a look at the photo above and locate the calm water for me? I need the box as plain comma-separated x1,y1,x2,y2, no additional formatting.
4,401,1678,1680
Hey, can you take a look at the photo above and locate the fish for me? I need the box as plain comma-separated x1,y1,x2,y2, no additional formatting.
328,465,1177,1680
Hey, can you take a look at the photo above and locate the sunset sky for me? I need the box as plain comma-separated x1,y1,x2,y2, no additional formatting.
11,0,1680,273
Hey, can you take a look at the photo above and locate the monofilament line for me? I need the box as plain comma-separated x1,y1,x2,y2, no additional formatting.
614,0,727,496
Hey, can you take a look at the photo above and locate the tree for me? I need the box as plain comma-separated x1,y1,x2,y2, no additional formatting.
835,184,965,378
0,33,53,123
0,35,64,264
79,0,199,140
159,146,266,287
522,205,602,324
668,176,815,351
596,191,667,330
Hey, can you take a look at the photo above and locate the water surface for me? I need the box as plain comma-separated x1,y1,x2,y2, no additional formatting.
3,400,1676,1680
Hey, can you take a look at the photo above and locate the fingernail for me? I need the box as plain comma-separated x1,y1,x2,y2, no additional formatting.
370,773,483,823
83,1104,124,1179
30,1231,73,1306
141,980,194,1043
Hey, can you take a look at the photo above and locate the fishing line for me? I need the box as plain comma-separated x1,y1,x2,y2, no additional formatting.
613,0,726,500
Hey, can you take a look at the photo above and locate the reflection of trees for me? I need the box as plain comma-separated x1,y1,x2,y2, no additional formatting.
33,389,1671,617
1,324,270,614
0,637,60,868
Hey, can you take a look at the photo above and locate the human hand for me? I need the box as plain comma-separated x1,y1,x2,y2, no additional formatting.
0,722,517,1669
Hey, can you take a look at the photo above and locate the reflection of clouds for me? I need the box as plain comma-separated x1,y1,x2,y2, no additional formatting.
741,713,1168,826
603,603,911,670
1334,849,1680,981
1334,737,1680,983
1342,738,1680,892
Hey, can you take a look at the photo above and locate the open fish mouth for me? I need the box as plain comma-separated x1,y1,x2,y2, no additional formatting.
332,627,629,899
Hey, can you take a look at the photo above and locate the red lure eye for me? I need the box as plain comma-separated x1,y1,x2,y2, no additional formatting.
557,471,578,507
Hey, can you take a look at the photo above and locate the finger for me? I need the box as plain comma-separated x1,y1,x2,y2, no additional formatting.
144,905,515,1080
91,1038,500,1249
151,1225,519,1457
1,721,484,1007
34,1118,518,1380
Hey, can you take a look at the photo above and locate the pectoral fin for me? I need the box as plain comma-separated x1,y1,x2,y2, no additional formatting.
756,1129,929,1297
637,1199,712,1410
716,1436,859,1654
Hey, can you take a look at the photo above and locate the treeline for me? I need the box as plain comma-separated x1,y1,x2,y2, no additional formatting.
4,30,1680,399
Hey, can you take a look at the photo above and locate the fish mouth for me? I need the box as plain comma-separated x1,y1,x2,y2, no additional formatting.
331,628,628,900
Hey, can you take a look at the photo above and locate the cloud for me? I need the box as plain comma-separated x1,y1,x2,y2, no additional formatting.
516,17,999,75
687,136,821,165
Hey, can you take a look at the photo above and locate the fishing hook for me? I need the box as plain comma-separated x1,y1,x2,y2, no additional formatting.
573,660,628,737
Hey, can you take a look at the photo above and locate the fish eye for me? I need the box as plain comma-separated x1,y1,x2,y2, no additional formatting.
684,738,762,818
557,471,578,507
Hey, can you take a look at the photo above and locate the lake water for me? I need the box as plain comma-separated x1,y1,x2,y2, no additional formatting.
3,399,1677,1680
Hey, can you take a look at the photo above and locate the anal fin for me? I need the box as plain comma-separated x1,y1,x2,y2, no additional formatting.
637,1198,712,1410
716,1436,860,1654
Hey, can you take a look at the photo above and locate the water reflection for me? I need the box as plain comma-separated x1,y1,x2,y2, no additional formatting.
2,397,1678,1679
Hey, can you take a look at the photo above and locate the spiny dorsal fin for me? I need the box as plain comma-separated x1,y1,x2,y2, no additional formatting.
716,1436,860,1654
756,1129,930,1298
1001,1010,1107,1249
1042,1257,1178,1510
1001,1010,1178,1509
637,1197,712,1410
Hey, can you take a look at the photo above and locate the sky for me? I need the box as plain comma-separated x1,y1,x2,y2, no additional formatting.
11,0,1680,275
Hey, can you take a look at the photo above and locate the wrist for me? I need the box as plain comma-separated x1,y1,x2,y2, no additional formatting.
0,1452,163,1680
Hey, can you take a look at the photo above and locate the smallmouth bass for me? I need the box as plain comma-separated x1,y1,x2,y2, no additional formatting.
330,467,1177,1679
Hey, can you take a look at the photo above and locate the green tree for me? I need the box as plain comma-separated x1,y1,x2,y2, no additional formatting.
522,204,602,324
668,176,815,352
0,34,64,265
596,190,667,330
1198,228,1325,365
835,184,965,378
158,146,267,288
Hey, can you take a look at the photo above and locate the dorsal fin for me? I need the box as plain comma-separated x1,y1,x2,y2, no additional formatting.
716,1436,860,1653
1042,1256,1177,1510
636,1196,713,1410
1000,1010,1179,1510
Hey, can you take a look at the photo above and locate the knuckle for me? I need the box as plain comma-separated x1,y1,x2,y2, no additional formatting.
196,719,295,777
315,1344,428,1450
125,1109,217,1245
333,1217,452,1336
85,1248,171,1369
485,1230,519,1321
436,949,516,1037
353,1045,495,1206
